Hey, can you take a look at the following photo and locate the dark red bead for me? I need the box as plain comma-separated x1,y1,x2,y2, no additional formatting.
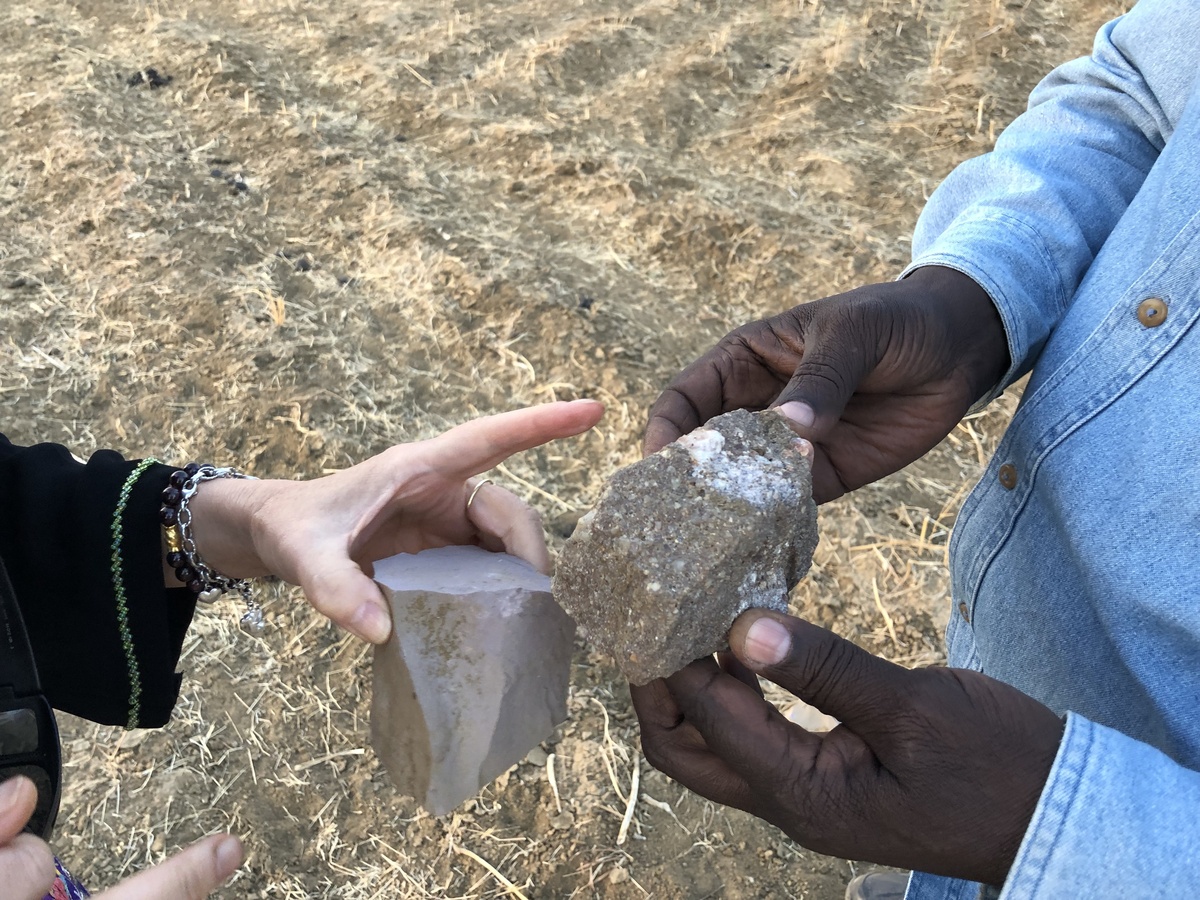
166,551,186,569
162,487,182,507
184,462,201,476
187,579,204,593
168,470,188,488
159,507,178,526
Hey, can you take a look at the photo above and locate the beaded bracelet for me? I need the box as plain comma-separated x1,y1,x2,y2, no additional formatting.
160,463,265,632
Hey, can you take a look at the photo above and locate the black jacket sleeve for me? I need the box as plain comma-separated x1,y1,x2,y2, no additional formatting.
0,434,197,727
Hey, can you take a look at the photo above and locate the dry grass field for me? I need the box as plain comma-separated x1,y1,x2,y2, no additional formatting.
2,0,1123,896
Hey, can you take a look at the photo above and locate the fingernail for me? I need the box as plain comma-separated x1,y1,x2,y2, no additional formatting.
742,616,791,667
0,775,28,805
351,602,392,644
793,438,815,461
777,402,815,429
215,836,244,879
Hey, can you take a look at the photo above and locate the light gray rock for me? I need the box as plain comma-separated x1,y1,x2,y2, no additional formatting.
554,409,818,684
370,545,574,815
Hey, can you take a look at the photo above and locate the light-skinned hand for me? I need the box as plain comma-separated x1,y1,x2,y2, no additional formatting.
185,400,605,643
0,775,243,900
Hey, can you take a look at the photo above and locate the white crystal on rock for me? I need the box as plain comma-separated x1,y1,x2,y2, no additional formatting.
370,545,574,815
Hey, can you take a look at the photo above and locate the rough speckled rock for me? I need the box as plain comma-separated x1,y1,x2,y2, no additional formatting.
553,409,818,684
370,545,574,815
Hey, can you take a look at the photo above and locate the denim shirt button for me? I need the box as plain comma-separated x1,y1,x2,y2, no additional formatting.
1137,297,1168,327
998,463,1018,490
958,601,971,623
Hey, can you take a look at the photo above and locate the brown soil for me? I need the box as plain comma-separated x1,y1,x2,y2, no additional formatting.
1,0,1122,897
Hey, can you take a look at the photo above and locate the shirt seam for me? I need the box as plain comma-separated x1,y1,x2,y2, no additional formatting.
1003,715,1094,899
961,295,1200,622
953,209,1200,620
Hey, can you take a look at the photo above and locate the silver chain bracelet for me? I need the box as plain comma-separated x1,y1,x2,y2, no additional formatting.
167,465,265,632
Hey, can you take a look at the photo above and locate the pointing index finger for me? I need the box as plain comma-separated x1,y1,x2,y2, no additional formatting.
424,400,604,477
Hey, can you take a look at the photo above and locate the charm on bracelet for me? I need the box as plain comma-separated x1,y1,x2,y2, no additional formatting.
160,463,265,632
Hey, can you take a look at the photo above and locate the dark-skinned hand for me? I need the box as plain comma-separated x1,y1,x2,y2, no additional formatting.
644,266,1010,503
631,610,1064,887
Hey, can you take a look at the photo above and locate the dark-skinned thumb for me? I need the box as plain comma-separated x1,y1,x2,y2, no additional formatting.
729,610,907,737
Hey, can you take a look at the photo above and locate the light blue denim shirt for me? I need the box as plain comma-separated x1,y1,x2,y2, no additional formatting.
898,1,1200,897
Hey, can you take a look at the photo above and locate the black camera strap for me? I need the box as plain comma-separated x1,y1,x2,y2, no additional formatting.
0,555,41,696
0,554,62,838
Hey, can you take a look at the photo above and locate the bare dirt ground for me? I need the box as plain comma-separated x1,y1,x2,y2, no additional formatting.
1,0,1122,897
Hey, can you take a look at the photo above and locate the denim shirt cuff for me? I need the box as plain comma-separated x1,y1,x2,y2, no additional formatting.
998,712,1200,899
902,212,1068,411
